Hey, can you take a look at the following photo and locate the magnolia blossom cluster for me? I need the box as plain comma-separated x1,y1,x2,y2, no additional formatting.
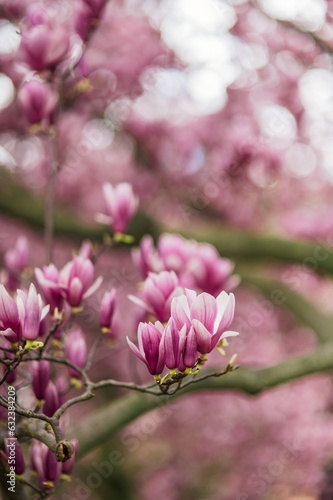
127,289,237,379
133,233,239,296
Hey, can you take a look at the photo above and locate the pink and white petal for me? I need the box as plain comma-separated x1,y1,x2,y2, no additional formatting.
171,295,191,330
185,288,197,307
156,334,165,374
211,328,239,351
214,291,229,328
191,318,212,354
41,304,50,321
16,294,26,325
214,292,235,334
126,336,147,365
128,295,154,316
143,280,166,313
190,293,217,333
183,326,197,368
68,277,83,306
221,330,239,338
83,276,103,300
152,321,165,338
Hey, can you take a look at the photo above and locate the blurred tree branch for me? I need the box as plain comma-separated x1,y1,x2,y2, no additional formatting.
240,273,333,343
2,168,333,273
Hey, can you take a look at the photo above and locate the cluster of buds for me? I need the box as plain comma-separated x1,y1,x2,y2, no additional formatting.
127,288,238,381
133,233,239,296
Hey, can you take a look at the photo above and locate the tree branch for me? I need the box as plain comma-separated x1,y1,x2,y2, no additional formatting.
75,341,333,458
240,273,333,343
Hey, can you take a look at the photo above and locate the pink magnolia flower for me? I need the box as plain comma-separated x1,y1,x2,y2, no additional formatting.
62,439,78,475
99,182,139,234
78,240,93,260
4,236,29,291
65,328,87,378
100,290,116,331
4,236,28,275
42,380,60,417
133,233,238,296
127,321,165,376
21,23,70,71
171,289,238,355
182,326,198,369
131,235,163,277
18,80,57,125
35,264,65,313
157,234,191,274
17,284,50,342
59,256,102,307
0,285,20,341
129,271,183,322
184,243,239,296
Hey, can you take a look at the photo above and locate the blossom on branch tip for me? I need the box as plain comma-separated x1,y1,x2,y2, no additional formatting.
35,264,65,313
4,236,29,276
171,289,238,355
98,182,139,234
